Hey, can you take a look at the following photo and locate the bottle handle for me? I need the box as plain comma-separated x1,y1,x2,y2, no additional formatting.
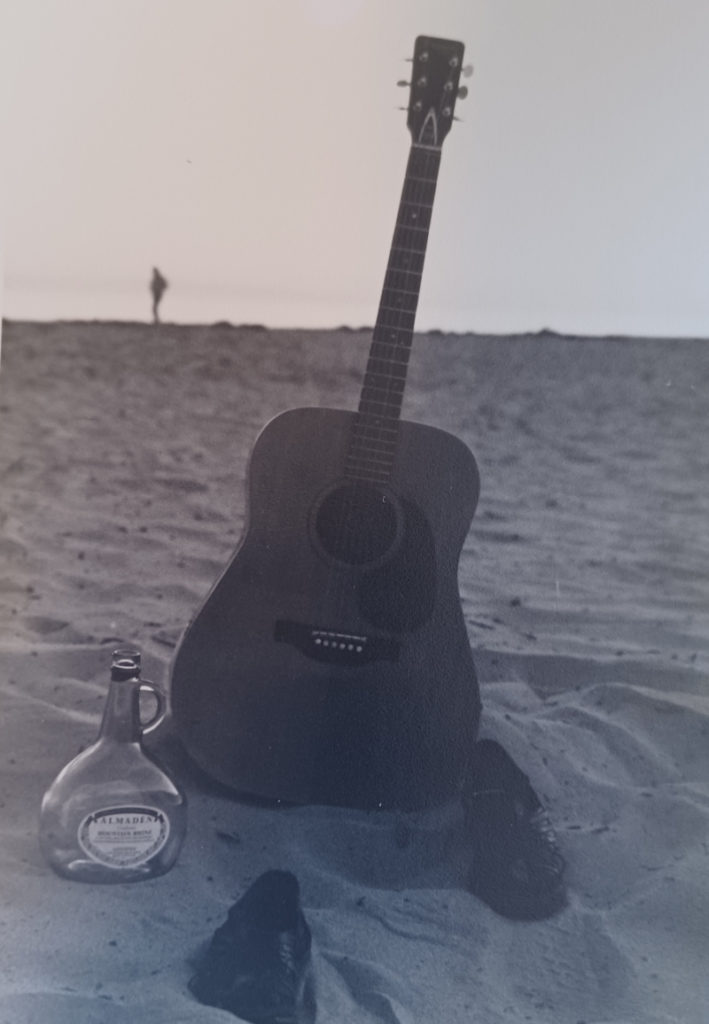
138,680,167,734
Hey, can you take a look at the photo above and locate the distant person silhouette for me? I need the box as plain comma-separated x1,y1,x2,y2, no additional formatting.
150,267,168,324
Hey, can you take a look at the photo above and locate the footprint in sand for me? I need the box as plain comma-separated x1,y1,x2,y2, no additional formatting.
22,615,70,635
323,953,415,1024
0,992,136,1024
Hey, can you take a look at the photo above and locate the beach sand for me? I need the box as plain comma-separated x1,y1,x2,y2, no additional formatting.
0,319,707,1023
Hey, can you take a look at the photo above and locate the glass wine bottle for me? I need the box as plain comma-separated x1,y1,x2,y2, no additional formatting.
39,649,186,883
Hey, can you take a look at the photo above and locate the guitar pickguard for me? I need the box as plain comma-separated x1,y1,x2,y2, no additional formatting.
359,497,436,632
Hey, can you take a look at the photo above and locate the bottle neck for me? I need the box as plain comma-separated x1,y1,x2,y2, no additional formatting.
98,678,142,743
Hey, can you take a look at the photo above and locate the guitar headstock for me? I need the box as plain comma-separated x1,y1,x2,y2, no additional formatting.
402,36,469,148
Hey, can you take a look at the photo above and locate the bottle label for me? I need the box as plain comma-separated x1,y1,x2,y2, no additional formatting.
78,805,170,868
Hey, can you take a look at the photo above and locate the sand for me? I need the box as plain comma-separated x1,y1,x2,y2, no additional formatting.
0,319,707,1023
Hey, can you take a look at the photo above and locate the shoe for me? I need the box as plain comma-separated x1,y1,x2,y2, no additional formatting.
461,739,567,920
189,869,316,1023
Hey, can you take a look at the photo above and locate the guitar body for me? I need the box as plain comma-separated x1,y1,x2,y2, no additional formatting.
171,407,481,809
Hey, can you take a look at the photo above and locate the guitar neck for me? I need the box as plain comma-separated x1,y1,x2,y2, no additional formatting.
346,143,442,482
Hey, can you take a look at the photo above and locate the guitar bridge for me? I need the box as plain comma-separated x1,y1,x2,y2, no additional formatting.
274,620,399,666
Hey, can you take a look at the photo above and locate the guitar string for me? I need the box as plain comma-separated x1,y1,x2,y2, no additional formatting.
318,145,441,644
331,144,437,629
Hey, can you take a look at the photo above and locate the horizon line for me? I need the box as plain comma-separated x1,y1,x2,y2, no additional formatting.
2,316,708,344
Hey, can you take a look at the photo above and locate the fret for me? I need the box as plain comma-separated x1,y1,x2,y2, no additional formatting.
367,348,411,367
394,224,429,238
348,440,397,459
393,221,429,239
359,397,405,416
359,388,406,405
352,422,400,439
345,466,394,482
358,396,404,410
351,454,396,467
402,178,437,201
359,402,404,419
377,290,420,313
345,454,392,468
390,247,426,266
364,358,409,376
350,416,400,435
345,456,395,473
367,356,411,374
376,302,417,321
368,352,412,370
403,174,438,185
378,288,419,309
344,470,392,484
377,304,417,318
367,338,411,356
403,181,438,199
370,337,415,354
350,424,399,443
347,442,396,459
362,384,405,404
358,405,404,423
351,435,398,451
346,446,396,463
375,312,416,333
391,237,428,258
393,222,428,234
347,433,397,449
383,268,423,291
370,333,414,350
372,335,410,350
359,379,406,397
399,199,434,212
400,193,436,214
345,470,392,482
348,450,397,467
350,447,397,462
384,266,422,282
352,411,399,428
346,474,392,484
350,438,399,454
409,148,441,171
359,389,405,405
380,281,421,295
353,407,399,422
370,342,410,358
363,382,409,399
372,321,414,340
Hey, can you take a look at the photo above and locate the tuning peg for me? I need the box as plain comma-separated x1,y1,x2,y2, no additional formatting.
397,79,410,87
457,85,468,99
462,64,473,77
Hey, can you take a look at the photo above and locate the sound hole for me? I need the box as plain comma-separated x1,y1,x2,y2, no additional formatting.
314,483,399,566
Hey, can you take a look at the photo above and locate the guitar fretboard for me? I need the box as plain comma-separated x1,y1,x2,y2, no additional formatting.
345,144,442,483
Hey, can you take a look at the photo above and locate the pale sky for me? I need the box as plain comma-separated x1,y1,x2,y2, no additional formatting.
2,0,709,334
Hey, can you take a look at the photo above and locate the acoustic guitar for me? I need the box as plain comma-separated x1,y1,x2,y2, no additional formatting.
171,36,481,810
